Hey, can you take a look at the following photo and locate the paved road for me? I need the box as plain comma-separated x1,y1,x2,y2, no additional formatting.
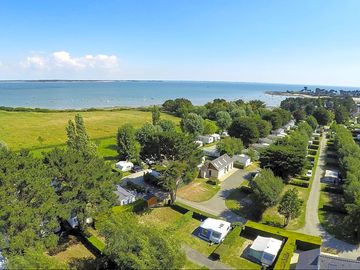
177,168,248,223
183,245,234,270
298,133,360,260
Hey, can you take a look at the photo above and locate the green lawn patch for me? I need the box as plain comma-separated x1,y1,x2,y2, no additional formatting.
177,178,220,202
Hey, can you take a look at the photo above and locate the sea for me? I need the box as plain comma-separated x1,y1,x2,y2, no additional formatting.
0,80,357,109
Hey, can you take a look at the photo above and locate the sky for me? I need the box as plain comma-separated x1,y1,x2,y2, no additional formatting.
0,0,360,86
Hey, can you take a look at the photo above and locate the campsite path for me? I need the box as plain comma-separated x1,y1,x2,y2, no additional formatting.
177,168,248,223
182,245,234,270
297,133,360,260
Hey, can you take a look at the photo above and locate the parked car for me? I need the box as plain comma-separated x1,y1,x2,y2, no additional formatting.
306,170,312,177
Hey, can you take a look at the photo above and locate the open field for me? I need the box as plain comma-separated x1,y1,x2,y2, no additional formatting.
177,178,220,202
0,109,179,150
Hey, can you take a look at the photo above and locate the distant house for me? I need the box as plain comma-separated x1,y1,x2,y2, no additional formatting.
296,248,360,270
248,236,283,267
114,185,136,206
200,154,233,179
198,135,214,144
115,161,134,172
210,133,221,141
233,154,251,167
194,140,204,147
203,147,220,158
198,218,231,244
272,128,285,135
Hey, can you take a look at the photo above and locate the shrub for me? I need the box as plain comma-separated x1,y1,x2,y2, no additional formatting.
207,177,220,186
240,186,253,194
288,179,309,188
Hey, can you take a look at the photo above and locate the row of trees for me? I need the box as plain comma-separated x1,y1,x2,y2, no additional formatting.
250,169,302,227
333,125,360,240
260,118,316,179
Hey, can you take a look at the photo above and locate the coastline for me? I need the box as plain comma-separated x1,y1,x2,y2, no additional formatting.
265,91,329,99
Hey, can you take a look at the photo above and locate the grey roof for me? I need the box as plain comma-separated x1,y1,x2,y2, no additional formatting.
114,185,135,201
209,154,232,170
319,254,360,269
295,248,320,270
296,249,360,270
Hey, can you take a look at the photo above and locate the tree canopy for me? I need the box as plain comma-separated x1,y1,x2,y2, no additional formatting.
228,117,259,147
117,124,141,161
180,113,204,136
278,188,302,227
216,137,243,157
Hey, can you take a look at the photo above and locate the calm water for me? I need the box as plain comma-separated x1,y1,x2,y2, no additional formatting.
0,81,357,109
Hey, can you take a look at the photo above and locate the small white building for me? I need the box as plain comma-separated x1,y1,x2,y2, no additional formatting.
203,148,220,158
114,185,136,206
0,251,6,270
211,133,221,141
115,161,134,172
233,154,251,167
248,236,283,267
198,135,214,144
272,128,285,135
200,154,233,179
195,140,204,147
221,131,229,137
198,218,231,244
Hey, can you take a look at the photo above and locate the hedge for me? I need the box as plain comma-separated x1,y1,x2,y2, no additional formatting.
240,186,253,194
172,201,219,220
288,179,309,188
244,221,321,270
87,235,106,253
323,186,343,194
322,204,347,214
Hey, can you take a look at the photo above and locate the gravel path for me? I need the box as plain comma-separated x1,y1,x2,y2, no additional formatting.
182,245,234,270
298,133,360,260
177,168,248,223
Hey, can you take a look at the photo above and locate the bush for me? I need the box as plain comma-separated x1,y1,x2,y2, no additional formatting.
288,179,309,188
126,181,145,193
112,199,147,214
234,161,244,169
207,177,220,186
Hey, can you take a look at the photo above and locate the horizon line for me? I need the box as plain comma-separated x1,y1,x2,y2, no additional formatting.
0,79,359,89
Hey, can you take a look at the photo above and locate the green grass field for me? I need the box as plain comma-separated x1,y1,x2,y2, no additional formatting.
0,109,179,151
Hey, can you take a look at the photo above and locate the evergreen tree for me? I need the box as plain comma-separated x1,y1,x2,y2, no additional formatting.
117,124,141,161
278,188,302,227
151,106,161,125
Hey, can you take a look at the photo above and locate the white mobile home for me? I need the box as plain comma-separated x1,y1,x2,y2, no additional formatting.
198,218,231,243
195,140,204,147
115,161,134,172
248,236,282,267
198,135,214,144
210,133,221,141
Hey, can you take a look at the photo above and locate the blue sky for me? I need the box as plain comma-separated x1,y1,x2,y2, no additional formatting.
1,0,360,86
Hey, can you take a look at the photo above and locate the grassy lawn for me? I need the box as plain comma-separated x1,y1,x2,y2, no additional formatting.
261,185,308,229
0,109,179,150
183,259,208,269
49,236,98,269
318,185,355,244
177,178,220,202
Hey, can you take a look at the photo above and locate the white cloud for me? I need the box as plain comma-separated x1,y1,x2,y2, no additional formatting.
20,51,119,71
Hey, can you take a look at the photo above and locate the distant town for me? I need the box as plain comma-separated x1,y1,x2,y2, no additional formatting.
267,86,360,97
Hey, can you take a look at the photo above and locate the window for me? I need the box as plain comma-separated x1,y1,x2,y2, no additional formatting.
212,231,221,239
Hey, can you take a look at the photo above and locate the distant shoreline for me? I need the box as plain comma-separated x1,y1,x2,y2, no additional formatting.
265,91,328,99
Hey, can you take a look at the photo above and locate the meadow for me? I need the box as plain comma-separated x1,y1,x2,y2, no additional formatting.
0,109,180,151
